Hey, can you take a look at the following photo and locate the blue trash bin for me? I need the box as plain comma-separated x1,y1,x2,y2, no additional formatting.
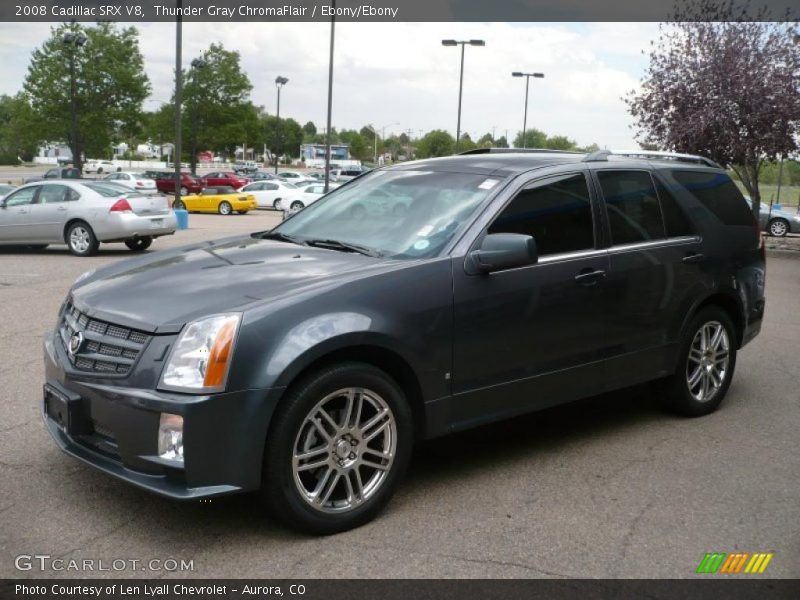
174,209,189,230
772,203,782,211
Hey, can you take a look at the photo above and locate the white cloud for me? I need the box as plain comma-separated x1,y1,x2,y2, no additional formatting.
0,21,659,148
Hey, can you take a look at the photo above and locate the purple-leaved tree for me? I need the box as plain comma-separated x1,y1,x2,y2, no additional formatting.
626,0,800,217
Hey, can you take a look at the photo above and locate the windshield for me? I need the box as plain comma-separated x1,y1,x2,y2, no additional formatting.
271,169,501,259
84,182,128,197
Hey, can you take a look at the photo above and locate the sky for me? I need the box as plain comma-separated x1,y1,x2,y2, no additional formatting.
0,21,661,148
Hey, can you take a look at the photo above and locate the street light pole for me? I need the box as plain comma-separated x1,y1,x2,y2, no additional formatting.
442,39,485,154
324,0,336,193
62,30,87,172
512,71,544,149
188,58,206,176
274,76,288,174
174,1,183,206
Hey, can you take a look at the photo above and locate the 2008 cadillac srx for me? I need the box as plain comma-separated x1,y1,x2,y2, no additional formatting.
43,149,765,534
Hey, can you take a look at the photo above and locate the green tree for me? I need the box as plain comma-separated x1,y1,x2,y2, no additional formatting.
302,121,317,140
182,44,254,172
495,136,509,149
339,130,371,161
416,130,454,158
0,94,40,163
477,133,494,148
513,128,547,148
545,135,578,151
23,23,151,167
263,115,304,160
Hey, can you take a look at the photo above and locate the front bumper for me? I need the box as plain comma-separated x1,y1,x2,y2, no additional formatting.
43,329,284,500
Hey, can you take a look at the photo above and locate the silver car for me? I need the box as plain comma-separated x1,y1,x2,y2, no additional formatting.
0,180,176,256
760,202,800,237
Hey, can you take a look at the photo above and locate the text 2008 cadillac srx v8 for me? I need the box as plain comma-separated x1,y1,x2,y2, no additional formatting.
43,150,765,534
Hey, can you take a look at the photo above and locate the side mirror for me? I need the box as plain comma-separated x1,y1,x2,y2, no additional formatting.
466,233,538,275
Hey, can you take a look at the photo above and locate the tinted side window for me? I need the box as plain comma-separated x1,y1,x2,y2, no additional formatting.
670,170,754,227
4,187,38,207
654,178,695,237
38,184,70,204
597,170,665,244
264,183,278,191
488,173,594,256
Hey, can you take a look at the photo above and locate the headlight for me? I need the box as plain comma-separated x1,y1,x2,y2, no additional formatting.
159,313,241,392
73,268,96,286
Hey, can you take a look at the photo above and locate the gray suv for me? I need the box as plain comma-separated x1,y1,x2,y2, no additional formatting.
43,149,765,534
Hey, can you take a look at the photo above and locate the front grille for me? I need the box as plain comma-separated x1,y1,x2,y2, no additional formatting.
59,302,150,375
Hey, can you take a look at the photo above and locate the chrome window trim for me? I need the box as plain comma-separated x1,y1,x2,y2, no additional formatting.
607,235,700,255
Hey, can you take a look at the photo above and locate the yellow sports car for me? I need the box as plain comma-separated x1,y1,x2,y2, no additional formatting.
172,186,257,215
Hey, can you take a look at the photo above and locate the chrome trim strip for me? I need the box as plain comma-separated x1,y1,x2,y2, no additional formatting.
607,236,700,255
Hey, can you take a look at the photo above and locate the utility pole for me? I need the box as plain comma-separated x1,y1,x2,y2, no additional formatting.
324,0,336,192
174,0,183,205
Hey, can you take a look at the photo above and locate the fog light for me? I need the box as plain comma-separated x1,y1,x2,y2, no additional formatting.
158,413,184,463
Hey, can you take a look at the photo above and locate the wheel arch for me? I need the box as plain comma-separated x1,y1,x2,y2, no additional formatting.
63,218,93,244
682,290,746,349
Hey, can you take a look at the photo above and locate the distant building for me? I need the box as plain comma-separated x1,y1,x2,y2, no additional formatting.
38,142,72,160
300,143,356,168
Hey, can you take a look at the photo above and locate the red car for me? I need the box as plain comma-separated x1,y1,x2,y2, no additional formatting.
204,171,250,188
153,172,206,195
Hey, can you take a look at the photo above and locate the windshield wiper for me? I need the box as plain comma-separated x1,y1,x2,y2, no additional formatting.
260,231,306,246
304,238,383,257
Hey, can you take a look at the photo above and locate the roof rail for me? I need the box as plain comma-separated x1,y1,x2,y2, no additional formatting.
582,149,721,168
458,148,582,156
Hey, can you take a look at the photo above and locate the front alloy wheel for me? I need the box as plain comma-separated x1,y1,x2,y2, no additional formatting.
768,219,788,237
293,388,396,513
262,362,412,535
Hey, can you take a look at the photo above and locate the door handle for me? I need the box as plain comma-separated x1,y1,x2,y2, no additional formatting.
16,209,27,214
682,253,704,264
574,269,606,285
56,206,68,211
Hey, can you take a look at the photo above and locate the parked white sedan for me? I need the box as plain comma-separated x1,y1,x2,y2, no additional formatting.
83,159,118,174
102,171,158,194
0,181,176,256
277,183,335,211
238,180,299,209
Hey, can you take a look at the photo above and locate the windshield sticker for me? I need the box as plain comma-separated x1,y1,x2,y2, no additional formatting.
416,225,435,237
478,178,499,190
413,240,431,251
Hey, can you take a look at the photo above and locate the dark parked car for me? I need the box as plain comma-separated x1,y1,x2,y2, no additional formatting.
43,150,765,534
24,167,82,184
151,171,206,195
204,171,250,189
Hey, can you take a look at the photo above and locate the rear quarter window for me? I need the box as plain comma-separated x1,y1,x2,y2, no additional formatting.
670,170,754,227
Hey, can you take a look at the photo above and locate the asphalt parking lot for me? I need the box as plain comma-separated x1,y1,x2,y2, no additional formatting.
1,211,798,579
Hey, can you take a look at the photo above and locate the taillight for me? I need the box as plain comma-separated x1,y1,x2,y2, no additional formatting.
109,198,133,213
135,181,143,187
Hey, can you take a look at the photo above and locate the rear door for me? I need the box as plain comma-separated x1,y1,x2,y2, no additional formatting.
592,168,704,389
451,169,611,426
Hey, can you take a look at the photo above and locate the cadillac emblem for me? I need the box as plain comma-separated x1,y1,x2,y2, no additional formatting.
68,331,84,357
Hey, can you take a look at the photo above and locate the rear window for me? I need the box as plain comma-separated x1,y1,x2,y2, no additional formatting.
62,168,81,179
83,183,127,197
671,171,754,227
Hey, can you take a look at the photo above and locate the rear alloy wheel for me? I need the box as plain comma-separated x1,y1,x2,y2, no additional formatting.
660,307,737,417
125,236,152,252
768,218,789,237
218,201,233,215
262,363,412,535
290,201,304,211
66,222,99,257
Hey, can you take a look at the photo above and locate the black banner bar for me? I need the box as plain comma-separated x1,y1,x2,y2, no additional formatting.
3,580,800,600
1,0,798,23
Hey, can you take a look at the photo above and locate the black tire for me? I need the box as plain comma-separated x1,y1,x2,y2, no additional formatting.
290,201,304,210
66,221,99,257
273,198,282,210
768,218,789,237
261,362,413,535
172,199,186,210
218,201,233,215
659,307,737,417
96,167,103,174
124,237,152,252
237,210,249,215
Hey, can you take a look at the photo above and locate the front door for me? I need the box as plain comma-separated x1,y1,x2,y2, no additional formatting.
0,186,40,242
27,184,74,242
451,171,610,429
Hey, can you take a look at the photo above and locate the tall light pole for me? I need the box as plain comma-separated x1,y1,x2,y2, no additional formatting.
174,1,183,206
62,30,88,172
188,57,206,175
442,39,485,153
324,0,336,193
512,71,544,148
274,75,289,174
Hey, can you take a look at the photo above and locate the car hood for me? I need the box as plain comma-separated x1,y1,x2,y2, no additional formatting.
70,235,392,333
